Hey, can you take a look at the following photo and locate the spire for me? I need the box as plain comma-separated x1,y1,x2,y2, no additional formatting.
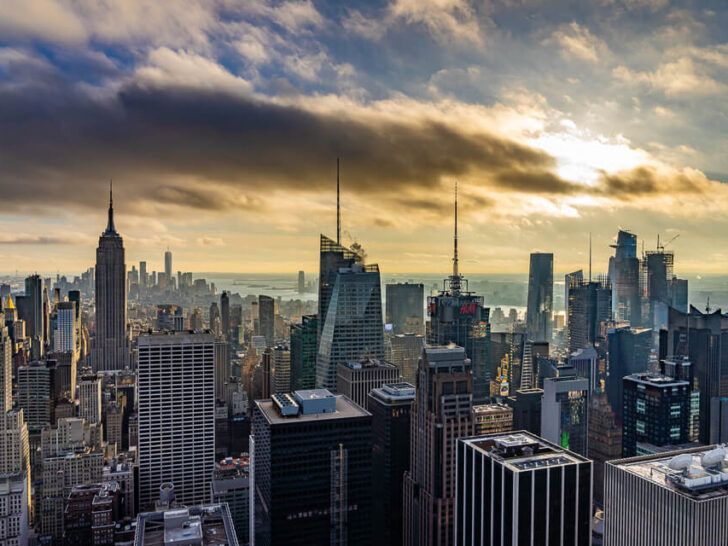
105,179,117,235
336,157,341,245
4,293,14,310
448,181,462,294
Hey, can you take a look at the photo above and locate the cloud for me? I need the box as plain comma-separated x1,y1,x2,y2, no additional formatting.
613,57,723,97
0,234,93,245
549,22,608,63
343,10,387,41
196,237,226,247
388,0,484,46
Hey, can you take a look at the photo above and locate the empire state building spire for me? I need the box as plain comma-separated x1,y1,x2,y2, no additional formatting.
105,180,117,235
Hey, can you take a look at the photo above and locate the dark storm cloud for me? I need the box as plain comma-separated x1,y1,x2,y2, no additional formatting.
597,165,707,200
0,70,578,216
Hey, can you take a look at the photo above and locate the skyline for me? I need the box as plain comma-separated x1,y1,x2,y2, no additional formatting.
1,1,727,274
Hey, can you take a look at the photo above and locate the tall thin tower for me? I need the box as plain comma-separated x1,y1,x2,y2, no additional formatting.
92,182,129,372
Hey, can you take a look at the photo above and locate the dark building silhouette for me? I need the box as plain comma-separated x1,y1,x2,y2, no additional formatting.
622,372,690,457
526,252,553,343
91,185,129,372
386,283,424,335
606,326,652,423
252,390,372,546
567,277,612,354
369,383,415,546
403,346,473,546
221,291,230,340
290,314,318,390
258,295,275,348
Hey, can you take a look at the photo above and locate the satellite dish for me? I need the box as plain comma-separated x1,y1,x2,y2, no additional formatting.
701,448,726,468
667,454,693,471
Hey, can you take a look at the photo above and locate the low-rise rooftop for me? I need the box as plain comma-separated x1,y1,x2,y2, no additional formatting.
256,390,369,424
134,504,238,546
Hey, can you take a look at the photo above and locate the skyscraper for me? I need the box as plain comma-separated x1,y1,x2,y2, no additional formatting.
455,432,593,546
526,252,553,343
609,229,641,326
427,190,490,404
564,269,584,329
78,368,102,425
137,331,215,510
622,372,690,457
17,360,52,433
220,291,230,340
297,270,305,294
386,282,425,335
369,383,415,546
272,343,291,394
251,389,372,546
16,274,44,359
91,185,129,372
53,301,76,355
606,325,652,423
567,277,612,354
541,368,589,456
164,249,172,281
403,346,473,546
316,261,385,391
290,315,318,390
258,295,275,348
664,305,725,444
388,332,425,385
336,357,400,410
317,235,362,343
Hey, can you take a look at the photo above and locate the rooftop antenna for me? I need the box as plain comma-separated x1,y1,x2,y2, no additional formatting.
453,181,459,279
336,157,341,245
106,179,116,234
588,232,592,283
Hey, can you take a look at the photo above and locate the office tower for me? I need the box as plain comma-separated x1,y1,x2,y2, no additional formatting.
0,474,29,546
297,270,305,294
92,186,129,372
16,274,43,359
79,368,102,425
316,261,385,391
427,195,490,405
105,400,122,451
164,249,172,281
214,339,230,403
489,330,526,397
317,235,363,347
272,344,291,394
455,432,593,546
622,372,690,457
605,325,651,423
404,346,473,546
336,358,400,410
388,332,425,385
188,307,203,330
664,306,726,444
63,481,121,545
588,393,622,505
221,291,230,340
17,361,52,432
541,368,589,456
209,302,221,337
137,332,215,510
567,277,612,354
568,345,599,394
386,282,425,335
609,230,641,325
54,301,76,355
258,295,275,348
290,315,318,390
505,388,543,436
369,383,415,546
604,445,728,546
564,269,584,328
252,389,372,545
526,252,554,343
210,455,249,545
39,418,104,538
472,403,513,435
135,503,240,546
670,277,689,313
139,261,147,288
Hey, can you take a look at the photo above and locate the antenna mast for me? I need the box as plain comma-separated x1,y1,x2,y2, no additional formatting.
336,157,341,245
588,232,592,283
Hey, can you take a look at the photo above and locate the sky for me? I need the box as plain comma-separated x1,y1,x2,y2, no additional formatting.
0,0,726,276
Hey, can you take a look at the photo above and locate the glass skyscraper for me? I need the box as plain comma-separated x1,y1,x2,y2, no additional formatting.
526,252,554,343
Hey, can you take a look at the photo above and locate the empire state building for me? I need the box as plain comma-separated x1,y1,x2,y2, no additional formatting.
91,185,130,372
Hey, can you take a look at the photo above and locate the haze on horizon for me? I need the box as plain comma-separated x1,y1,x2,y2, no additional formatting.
0,0,726,276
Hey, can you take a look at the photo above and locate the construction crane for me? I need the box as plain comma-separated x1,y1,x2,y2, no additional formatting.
657,233,680,252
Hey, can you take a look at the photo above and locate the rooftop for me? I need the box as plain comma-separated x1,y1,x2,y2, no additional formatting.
256,391,369,425
369,382,416,403
340,358,397,370
625,372,689,388
135,504,239,546
472,403,513,415
461,431,588,472
610,444,728,501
